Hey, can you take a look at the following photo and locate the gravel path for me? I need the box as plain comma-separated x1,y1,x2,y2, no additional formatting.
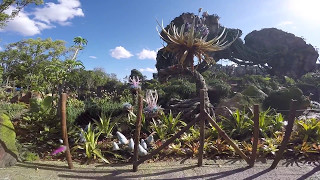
0,158,319,180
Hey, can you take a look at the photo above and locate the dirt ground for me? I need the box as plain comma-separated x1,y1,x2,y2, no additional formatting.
0,158,319,180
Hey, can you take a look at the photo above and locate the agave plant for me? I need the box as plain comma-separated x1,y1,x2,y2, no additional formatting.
157,13,239,69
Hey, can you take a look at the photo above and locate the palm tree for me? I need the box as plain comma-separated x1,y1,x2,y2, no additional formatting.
71,36,88,61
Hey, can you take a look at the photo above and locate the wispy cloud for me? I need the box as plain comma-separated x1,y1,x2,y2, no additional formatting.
0,0,84,36
137,49,157,60
89,56,97,59
277,21,293,27
110,46,133,59
139,67,157,73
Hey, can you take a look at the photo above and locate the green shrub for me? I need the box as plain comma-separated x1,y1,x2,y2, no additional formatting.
21,152,39,162
24,96,56,128
0,102,27,119
67,98,85,126
0,113,18,157
263,87,309,111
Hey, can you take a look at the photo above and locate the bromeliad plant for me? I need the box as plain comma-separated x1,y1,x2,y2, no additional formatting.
220,108,253,140
73,123,109,164
295,118,320,143
157,11,239,69
258,108,284,138
151,111,186,140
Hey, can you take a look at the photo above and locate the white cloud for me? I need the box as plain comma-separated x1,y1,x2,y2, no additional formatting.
89,56,97,59
33,0,84,25
137,49,157,60
277,21,293,27
139,67,157,73
110,46,133,59
0,47,2,51
1,0,83,36
0,7,49,36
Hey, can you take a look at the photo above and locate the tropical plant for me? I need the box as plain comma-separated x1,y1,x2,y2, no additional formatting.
258,109,284,138
261,137,279,156
181,125,200,143
74,123,109,164
72,36,88,60
159,111,186,135
93,112,116,138
220,108,253,140
295,118,320,143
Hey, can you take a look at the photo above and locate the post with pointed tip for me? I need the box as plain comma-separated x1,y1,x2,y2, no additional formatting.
271,99,297,169
61,93,73,169
133,90,143,172
198,89,205,167
250,104,259,167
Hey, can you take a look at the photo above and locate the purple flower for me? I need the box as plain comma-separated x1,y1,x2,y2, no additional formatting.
51,145,66,155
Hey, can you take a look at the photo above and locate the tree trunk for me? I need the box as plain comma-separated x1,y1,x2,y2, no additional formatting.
158,65,214,118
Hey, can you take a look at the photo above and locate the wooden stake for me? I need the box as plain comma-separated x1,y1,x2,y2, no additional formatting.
198,89,205,167
133,92,143,172
61,93,73,169
271,100,297,169
250,104,259,167
204,112,250,164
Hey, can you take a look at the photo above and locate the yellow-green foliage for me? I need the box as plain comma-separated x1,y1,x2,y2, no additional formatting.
0,113,18,157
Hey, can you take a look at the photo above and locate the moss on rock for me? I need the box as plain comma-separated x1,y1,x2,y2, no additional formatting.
0,113,18,157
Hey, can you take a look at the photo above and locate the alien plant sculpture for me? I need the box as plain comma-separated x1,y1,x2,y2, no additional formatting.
157,12,239,69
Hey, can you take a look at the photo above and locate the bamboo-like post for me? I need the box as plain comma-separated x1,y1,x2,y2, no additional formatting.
134,116,198,167
133,92,143,172
270,100,297,169
204,112,250,164
198,89,205,167
250,104,259,167
61,93,73,169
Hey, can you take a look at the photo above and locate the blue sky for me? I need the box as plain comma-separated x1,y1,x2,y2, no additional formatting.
0,0,319,80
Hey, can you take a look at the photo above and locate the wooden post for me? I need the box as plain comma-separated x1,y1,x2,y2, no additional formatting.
133,92,143,172
134,116,198,167
61,93,73,169
204,112,250,164
250,104,259,167
271,100,297,169
198,89,205,167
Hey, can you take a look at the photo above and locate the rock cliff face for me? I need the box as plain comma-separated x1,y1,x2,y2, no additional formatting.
245,28,319,77
0,114,18,168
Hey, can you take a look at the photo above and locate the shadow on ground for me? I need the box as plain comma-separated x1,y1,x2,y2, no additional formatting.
6,158,319,180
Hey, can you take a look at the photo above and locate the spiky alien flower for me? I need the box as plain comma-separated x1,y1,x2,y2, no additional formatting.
157,11,239,69
129,76,141,89
144,89,162,114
